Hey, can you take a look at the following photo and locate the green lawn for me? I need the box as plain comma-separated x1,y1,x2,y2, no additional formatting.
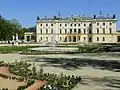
0,46,40,53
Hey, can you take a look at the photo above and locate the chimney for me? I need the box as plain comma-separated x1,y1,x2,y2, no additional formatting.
54,16,57,20
37,16,40,20
113,14,116,19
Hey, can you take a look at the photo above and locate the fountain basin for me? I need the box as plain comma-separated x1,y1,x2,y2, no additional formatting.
29,47,78,52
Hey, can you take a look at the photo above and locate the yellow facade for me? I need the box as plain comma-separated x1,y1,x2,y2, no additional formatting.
36,15,117,44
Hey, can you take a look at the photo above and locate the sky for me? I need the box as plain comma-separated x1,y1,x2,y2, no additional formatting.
0,0,120,29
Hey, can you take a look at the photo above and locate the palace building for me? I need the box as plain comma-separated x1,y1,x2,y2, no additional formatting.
36,14,118,44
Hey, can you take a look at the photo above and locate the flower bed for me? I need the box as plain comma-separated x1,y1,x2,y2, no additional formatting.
0,61,81,90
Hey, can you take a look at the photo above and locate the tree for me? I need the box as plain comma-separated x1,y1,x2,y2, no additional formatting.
18,28,27,40
9,19,22,31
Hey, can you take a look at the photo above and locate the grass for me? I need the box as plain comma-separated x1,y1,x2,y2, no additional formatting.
0,46,40,53
0,45,103,54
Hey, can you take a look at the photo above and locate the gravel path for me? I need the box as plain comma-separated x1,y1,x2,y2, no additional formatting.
0,53,120,90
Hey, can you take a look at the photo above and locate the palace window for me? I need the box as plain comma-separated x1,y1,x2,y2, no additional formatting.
46,24,48,26
103,22,105,26
74,24,76,26
51,24,53,26
40,24,42,26
65,29,67,34
89,37,92,42
65,24,67,27
84,23,86,26
40,29,42,34
89,30,92,34
70,29,72,34
46,29,48,34
103,37,105,41
78,29,81,33
97,29,99,34
103,28,105,34
109,28,112,34
78,36,80,40
60,29,62,34
60,37,62,41
109,22,112,26
40,37,42,40
78,24,80,26
70,24,72,27
60,24,62,27
84,29,86,34
51,29,53,34
89,23,92,26
97,37,99,41
46,37,48,41
97,23,99,26
69,36,71,42
84,37,86,40
74,29,76,33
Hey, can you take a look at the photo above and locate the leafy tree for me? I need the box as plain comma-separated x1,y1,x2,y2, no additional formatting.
9,19,22,31
18,28,26,40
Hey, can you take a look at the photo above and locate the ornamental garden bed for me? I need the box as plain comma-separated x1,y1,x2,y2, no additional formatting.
0,61,82,90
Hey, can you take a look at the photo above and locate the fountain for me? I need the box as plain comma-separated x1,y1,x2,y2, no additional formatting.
30,29,78,53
